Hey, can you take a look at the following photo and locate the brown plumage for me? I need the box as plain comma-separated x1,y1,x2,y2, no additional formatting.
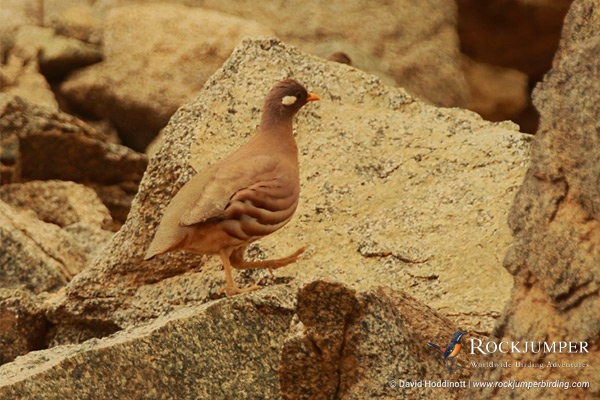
145,79,319,296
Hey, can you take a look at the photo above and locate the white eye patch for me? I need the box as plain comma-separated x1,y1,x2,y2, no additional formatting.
281,95,298,105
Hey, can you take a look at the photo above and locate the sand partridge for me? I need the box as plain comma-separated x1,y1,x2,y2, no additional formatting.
145,79,319,296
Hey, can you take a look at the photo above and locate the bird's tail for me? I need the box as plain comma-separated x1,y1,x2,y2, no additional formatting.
427,342,442,352
144,236,184,260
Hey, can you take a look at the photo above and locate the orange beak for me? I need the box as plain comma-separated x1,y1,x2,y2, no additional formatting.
307,92,320,102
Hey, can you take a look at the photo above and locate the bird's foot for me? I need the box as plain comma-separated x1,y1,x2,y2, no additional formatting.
231,247,307,271
446,365,463,374
218,283,261,297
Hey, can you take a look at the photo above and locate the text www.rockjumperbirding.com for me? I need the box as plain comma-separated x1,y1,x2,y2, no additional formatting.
388,379,591,390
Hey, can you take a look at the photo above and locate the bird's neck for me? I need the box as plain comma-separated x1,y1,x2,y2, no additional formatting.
259,116,295,138
255,117,298,155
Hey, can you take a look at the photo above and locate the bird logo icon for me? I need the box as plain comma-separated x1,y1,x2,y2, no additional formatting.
427,330,467,373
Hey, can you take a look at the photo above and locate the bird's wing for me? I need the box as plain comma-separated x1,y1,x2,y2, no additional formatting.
179,155,295,227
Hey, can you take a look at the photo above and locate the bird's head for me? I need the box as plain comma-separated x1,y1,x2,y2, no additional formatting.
262,78,320,122
451,331,467,343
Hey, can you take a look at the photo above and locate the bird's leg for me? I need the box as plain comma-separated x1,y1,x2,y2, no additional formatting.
445,360,454,374
217,249,260,296
230,246,306,274
450,357,463,371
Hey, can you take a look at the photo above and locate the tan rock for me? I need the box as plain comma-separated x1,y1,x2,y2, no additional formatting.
0,289,48,365
0,201,87,294
49,38,529,344
0,132,20,184
0,180,113,230
0,54,59,111
0,281,472,399
48,5,103,44
462,55,530,123
467,0,600,398
88,182,139,228
280,281,474,399
0,0,41,36
9,25,102,78
0,95,148,224
59,3,275,151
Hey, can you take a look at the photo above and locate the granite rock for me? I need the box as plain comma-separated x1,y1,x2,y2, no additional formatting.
0,54,59,111
0,201,87,294
48,5,103,45
0,180,112,230
0,180,114,269
280,281,473,399
0,130,21,184
466,1,600,398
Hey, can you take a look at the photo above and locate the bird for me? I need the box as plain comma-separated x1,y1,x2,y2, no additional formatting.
427,330,467,373
144,78,319,296
328,51,352,66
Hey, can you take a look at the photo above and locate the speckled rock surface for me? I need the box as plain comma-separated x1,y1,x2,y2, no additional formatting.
280,281,473,399
47,38,529,345
0,201,87,294
59,3,274,150
0,180,112,229
0,281,471,399
466,1,600,398
0,180,114,272
0,284,296,399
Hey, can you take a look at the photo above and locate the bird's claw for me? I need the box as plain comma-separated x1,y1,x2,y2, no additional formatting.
218,284,261,296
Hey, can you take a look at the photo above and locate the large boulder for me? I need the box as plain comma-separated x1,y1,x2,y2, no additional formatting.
0,180,114,269
9,25,101,79
0,54,59,111
466,0,600,398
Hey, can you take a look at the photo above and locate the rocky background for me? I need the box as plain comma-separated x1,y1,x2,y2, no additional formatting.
1,0,597,399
